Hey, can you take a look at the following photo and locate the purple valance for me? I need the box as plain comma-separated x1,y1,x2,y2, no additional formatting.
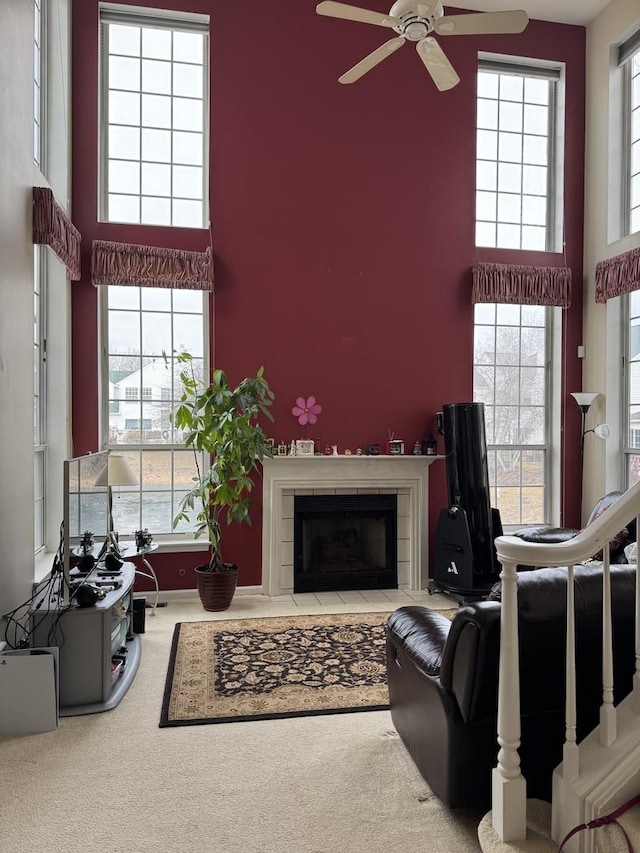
595,246,640,303
91,240,213,291
32,186,81,281
472,263,572,308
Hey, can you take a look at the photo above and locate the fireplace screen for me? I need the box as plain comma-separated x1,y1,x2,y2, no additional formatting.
294,494,397,593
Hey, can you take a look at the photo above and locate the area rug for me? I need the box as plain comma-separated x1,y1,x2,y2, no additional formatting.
160,611,398,727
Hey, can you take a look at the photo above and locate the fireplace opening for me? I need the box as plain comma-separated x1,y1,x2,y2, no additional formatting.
294,494,397,593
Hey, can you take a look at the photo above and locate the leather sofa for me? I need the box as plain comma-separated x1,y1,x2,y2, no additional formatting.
385,564,637,810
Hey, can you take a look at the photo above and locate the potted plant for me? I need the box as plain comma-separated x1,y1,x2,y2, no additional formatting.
170,351,275,611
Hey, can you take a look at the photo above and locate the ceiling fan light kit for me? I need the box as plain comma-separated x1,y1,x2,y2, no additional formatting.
316,0,529,90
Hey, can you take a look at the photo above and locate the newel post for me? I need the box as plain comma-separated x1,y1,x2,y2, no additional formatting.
492,558,527,841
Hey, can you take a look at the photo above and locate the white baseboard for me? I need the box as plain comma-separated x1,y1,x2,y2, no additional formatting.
133,585,265,602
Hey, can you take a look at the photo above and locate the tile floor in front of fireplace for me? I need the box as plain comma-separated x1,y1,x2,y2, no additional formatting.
267,588,456,608
158,588,460,622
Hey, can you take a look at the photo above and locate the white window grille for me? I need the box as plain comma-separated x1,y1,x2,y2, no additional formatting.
102,285,207,537
473,302,551,526
99,5,209,228
475,59,562,251
618,30,640,236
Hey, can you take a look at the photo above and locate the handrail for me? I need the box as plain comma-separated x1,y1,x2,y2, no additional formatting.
495,479,640,569
490,479,640,844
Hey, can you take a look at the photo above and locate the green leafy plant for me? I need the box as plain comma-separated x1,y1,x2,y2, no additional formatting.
169,351,275,572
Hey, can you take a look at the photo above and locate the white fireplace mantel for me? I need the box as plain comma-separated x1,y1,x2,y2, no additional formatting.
261,455,444,596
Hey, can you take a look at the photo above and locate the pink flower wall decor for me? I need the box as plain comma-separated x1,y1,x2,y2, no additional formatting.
292,396,322,425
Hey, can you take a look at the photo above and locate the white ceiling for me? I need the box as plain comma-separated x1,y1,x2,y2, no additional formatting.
446,0,612,27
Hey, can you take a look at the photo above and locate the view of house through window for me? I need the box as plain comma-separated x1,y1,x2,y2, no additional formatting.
103,286,206,537
473,303,549,526
99,6,209,227
475,60,560,251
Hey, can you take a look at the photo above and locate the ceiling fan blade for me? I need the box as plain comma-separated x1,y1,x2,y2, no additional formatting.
435,10,528,36
316,1,401,29
416,37,460,91
339,37,406,84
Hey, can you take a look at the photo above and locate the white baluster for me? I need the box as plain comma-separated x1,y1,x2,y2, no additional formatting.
492,558,527,842
600,545,617,746
562,564,579,781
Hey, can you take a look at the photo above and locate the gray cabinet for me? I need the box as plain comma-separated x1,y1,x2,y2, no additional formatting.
31,562,141,715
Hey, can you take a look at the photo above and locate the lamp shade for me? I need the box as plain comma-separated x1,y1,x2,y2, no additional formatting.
94,453,138,487
570,392,600,410
593,423,611,439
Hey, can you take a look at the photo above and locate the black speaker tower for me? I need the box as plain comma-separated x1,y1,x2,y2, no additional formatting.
429,402,502,603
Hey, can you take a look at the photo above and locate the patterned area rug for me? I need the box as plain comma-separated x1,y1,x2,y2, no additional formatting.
160,611,399,727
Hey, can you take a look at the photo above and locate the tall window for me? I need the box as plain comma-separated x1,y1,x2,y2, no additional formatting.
34,247,47,553
619,31,640,236
99,6,209,227
102,286,207,537
473,303,550,526
34,0,45,166
34,0,47,552
475,60,561,251
625,292,640,484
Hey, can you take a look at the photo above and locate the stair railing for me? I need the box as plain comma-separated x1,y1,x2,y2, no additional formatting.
490,479,640,843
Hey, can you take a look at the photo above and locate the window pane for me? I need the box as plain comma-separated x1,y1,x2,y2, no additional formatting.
106,289,205,534
476,62,556,250
101,13,208,227
476,160,497,191
473,302,549,525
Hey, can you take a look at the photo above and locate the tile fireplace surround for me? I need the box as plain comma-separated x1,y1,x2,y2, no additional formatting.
261,455,443,597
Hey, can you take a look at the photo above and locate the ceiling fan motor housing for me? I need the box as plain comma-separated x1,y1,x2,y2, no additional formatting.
389,0,443,39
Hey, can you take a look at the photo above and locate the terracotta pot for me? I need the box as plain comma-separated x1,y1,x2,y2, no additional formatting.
195,563,238,612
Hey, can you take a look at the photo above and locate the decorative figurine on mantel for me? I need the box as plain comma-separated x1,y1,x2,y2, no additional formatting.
422,432,438,456
331,445,338,456
291,395,323,438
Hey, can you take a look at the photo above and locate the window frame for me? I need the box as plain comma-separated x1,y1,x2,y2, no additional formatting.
97,3,210,228
98,284,210,542
473,302,556,528
34,0,47,169
475,56,563,253
624,292,640,485
34,246,47,554
619,31,640,237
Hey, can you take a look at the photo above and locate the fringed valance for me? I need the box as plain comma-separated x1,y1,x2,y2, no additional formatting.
594,246,640,303
472,263,572,307
91,240,213,291
32,186,81,281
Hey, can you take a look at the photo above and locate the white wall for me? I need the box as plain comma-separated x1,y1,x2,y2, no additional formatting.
0,0,71,619
583,0,640,515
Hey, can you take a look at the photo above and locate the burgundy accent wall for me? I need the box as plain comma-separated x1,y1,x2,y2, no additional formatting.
71,1,586,590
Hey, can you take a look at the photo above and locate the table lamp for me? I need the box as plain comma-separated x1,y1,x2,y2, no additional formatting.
94,453,138,554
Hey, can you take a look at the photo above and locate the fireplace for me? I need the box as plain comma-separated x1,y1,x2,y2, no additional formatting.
261,456,443,596
294,494,397,592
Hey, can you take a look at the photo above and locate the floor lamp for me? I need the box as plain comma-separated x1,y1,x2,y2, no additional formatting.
94,452,138,560
570,392,608,523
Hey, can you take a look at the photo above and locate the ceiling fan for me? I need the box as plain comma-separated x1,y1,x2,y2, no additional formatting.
315,1,529,91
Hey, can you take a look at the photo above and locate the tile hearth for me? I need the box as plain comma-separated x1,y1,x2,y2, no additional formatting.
261,455,443,597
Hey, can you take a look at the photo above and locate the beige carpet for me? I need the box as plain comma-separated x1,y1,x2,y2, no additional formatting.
0,595,483,853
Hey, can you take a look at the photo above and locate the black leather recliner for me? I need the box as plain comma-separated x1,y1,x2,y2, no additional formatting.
385,564,637,810
512,491,635,567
